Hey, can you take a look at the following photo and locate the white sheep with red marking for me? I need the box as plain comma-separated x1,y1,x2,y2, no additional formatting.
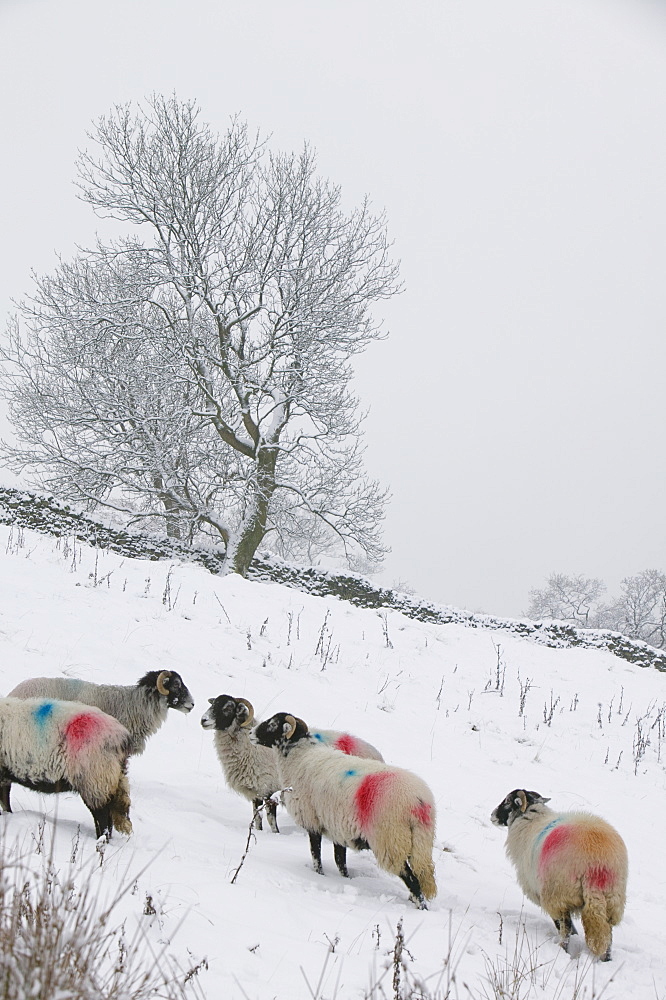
309,729,383,761
8,670,194,755
200,696,384,833
254,712,437,908
491,788,628,960
0,696,132,838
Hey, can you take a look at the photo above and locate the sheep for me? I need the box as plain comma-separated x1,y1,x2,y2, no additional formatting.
200,695,384,834
491,788,628,961
254,712,437,909
201,695,282,833
309,729,384,761
8,670,194,755
0,696,133,839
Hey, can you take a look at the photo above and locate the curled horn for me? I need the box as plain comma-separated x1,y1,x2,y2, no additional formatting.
237,698,255,727
284,714,298,739
156,670,172,696
516,790,528,813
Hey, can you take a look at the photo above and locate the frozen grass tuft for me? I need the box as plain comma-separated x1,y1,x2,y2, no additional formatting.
0,825,205,1000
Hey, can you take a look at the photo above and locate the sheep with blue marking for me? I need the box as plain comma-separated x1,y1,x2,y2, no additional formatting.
309,729,383,761
201,696,384,833
0,697,133,838
254,712,437,908
491,788,628,960
8,670,194,755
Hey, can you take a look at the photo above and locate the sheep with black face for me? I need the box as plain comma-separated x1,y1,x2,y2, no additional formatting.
8,670,194,755
201,695,282,832
201,695,384,833
491,788,628,961
254,712,437,909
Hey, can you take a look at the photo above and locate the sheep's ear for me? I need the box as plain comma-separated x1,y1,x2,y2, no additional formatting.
236,698,255,727
515,790,528,813
208,698,216,705
156,670,172,696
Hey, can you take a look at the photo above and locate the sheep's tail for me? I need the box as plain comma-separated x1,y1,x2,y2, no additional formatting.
409,808,437,900
108,769,133,836
580,861,627,959
580,886,612,958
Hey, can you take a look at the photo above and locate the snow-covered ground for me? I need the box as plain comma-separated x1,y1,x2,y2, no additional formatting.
0,523,664,999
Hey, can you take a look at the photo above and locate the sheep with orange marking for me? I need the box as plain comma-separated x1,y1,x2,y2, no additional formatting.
491,789,628,961
254,712,436,908
0,697,133,839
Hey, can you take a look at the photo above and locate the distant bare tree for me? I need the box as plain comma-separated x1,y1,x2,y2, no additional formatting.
600,570,666,648
0,96,401,575
527,573,606,627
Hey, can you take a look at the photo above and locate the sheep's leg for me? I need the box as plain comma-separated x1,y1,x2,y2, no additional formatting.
265,797,280,834
553,913,575,952
308,831,324,874
252,798,264,831
90,803,112,840
334,843,349,877
399,861,427,910
0,780,12,814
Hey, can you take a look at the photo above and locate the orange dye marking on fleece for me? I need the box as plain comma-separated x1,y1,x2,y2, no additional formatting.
354,771,394,827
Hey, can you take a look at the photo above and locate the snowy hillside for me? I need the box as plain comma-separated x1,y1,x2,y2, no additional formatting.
0,523,664,999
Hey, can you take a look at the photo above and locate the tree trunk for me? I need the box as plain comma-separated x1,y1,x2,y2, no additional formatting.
227,447,277,576
153,475,183,540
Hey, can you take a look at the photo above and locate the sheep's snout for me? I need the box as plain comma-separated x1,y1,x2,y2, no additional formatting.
173,697,194,713
200,708,215,730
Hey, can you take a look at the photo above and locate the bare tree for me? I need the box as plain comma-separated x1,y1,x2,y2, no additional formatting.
600,569,666,648
0,96,400,574
526,573,606,627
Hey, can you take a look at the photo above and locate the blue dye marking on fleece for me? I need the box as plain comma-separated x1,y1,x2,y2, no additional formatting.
313,732,323,741
535,818,562,846
33,701,54,727
533,817,563,859
345,769,357,777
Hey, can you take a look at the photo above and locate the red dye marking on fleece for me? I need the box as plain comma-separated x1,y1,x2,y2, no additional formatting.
411,800,433,827
586,866,614,891
538,825,573,875
354,771,394,828
64,713,103,752
334,734,358,755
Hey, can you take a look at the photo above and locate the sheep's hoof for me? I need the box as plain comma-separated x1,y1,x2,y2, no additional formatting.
600,948,612,962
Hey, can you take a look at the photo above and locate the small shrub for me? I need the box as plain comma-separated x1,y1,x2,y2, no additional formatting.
0,826,205,1000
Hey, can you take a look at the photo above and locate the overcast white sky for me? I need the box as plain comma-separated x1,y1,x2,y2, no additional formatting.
2,0,666,617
